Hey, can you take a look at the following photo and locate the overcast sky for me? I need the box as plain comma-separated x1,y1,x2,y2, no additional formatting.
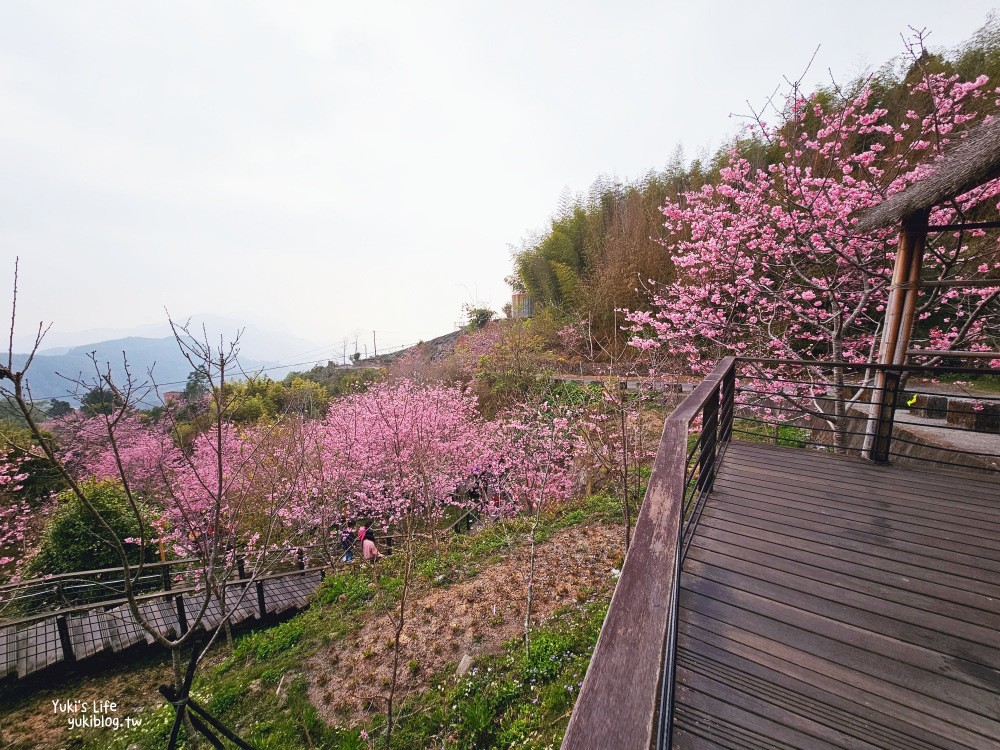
1,1,997,362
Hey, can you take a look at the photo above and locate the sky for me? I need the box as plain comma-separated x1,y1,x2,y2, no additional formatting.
1,1,997,364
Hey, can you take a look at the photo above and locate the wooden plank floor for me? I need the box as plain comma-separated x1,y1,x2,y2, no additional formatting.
673,440,1000,750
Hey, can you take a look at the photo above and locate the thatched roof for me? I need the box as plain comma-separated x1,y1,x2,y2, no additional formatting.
854,117,1000,232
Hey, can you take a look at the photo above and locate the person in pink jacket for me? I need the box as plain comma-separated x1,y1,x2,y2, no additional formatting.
359,526,383,561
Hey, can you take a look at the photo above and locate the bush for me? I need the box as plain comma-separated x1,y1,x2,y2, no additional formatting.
26,480,158,575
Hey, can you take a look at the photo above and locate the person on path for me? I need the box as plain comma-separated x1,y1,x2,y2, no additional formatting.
340,522,356,562
360,526,382,561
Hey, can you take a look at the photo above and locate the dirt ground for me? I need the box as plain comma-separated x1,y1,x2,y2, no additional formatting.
0,637,236,749
307,523,622,726
0,648,174,749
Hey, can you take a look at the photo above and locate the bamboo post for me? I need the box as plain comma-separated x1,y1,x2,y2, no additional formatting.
892,210,929,365
862,209,928,460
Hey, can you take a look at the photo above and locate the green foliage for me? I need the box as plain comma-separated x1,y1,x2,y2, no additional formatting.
45,399,73,417
12,452,67,503
313,570,373,608
221,376,287,423
524,629,577,681
0,397,49,427
27,480,157,575
473,321,555,416
378,575,405,602
284,377,329,418
417,549,464,585
232,618,306,663
384,601,607,749
80,386,121,416
0,425,67,502
207,684,244,715
548,380,601,408
732,419,810,448
183,369,210,402
512,178,678,353
283,361,381,398
465,305,496,331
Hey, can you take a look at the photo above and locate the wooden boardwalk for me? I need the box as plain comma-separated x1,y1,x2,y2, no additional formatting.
674,440,1000,750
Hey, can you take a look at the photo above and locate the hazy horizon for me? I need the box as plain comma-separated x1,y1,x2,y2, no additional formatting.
2,1,997,356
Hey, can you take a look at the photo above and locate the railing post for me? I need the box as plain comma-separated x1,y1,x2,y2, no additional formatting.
720,364,735,445
56,615,75,663
175,594,188,636
255,580,267,619
696,384,720,497
161,562,172,592
871,369,902,463
236,556,247,580
296,549,305,575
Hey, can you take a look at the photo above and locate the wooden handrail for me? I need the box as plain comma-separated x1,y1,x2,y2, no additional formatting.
562,357,735,750
0,566,327,628
735,356,1000,376
905,349,1000,358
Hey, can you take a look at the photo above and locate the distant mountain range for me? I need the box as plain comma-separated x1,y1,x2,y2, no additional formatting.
10,318,331,406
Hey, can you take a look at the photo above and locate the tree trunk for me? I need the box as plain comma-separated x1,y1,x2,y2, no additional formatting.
620,401,631,552
524,511,541,660
385,521,414,749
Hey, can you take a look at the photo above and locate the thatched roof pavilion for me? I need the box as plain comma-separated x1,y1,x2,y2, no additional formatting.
855,116,1000,460
855,116,1000,232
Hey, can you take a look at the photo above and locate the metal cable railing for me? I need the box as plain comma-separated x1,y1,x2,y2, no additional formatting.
564,357,736,750
732,358,1000,473
563,355,998,750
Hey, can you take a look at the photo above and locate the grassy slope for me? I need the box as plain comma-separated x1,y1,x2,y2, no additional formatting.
62,493,623,750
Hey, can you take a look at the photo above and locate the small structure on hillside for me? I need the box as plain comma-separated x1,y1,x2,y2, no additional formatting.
511,292,535,319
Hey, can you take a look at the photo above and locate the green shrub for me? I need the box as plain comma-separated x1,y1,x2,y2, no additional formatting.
732,418,809,448
27,480,158,575
524,630,576,681
379,575,404,602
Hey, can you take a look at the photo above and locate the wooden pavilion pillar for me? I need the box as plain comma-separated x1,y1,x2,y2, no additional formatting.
862,208,929,462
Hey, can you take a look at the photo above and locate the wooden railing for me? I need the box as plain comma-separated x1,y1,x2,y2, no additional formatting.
562,357,735,750
0,509,487,683
733,358,1000,472
563,355,999,749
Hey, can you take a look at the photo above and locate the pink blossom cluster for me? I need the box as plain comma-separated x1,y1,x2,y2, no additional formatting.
27,380,580,568
627,59,1000,376
0,453,55,581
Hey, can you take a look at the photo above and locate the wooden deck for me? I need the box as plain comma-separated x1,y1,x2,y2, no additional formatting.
674,440,1000,750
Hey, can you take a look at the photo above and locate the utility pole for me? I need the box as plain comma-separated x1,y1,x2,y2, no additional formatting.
372,331,377,357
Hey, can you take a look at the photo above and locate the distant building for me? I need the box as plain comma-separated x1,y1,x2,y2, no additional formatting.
511,292,535,319
163,391,184,404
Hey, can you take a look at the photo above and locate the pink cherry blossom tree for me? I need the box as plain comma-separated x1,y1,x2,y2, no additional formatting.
0,453,31,574
483,398,578,658
292,377,492,747
628,37,1000,450
0,266,314,743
